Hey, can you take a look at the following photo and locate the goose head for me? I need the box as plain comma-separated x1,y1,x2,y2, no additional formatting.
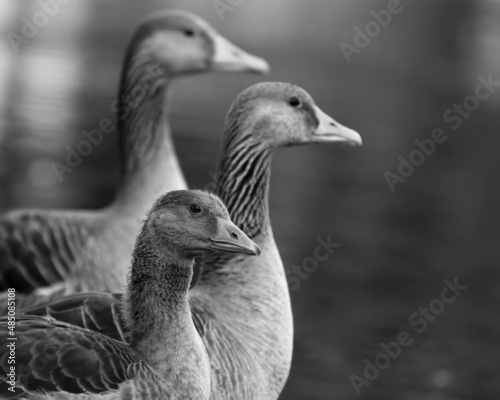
225,82,362,148
128,10,270,75
146,190,261,259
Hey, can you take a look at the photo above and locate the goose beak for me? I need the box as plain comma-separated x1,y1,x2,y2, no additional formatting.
209,217,261,256
211,33,270,74
312,106,362,146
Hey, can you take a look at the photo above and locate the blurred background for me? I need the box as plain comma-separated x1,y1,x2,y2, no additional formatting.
1,0,499,398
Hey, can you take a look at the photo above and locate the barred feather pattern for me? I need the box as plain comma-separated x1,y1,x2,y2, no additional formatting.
23,293,278,399
0,212,90,292
23,292,127,343
200,107,272,277
0,210,128,314
22,293,213,352
16,370,175,400
0,316,147,398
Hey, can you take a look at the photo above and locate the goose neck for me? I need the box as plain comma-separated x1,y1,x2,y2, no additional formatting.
117,58,172,177
109,57,187,217
198,125,274,283
125,233,193,353
214,135,273,238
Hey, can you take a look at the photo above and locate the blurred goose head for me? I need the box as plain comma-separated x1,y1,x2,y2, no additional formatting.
127,10,270,75
146,190,261,259
225,82,362,148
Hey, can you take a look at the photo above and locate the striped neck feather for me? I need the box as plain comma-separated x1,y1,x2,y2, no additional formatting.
199,121,273,281
216,120,272,238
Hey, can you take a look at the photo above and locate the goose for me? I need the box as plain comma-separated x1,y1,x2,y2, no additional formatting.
23,82,362,399
0,190,260,399
0,10,269,310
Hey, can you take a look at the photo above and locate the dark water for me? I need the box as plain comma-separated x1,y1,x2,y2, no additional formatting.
1,1,499,399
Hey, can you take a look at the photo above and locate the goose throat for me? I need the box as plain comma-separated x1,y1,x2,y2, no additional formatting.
125,235,193,349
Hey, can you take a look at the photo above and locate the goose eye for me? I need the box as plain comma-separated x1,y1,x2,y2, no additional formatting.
183,29,195,37
189,204,202,214
288,96,300,107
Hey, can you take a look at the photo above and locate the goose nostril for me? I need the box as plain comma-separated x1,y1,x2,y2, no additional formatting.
329,122,336,127
230,232,239,240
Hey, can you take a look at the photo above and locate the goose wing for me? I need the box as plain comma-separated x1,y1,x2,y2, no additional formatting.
23,292,209,342
23,292,127,342
0,316,146,398
0,211,91,294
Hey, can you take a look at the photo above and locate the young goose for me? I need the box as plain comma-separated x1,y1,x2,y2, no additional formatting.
0,10,269,310
0,190,260,399
24,83,362,400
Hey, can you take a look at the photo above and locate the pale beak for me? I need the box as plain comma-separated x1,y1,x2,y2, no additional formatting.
209,217,261,256
211,33,270,74
312,106,362,146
